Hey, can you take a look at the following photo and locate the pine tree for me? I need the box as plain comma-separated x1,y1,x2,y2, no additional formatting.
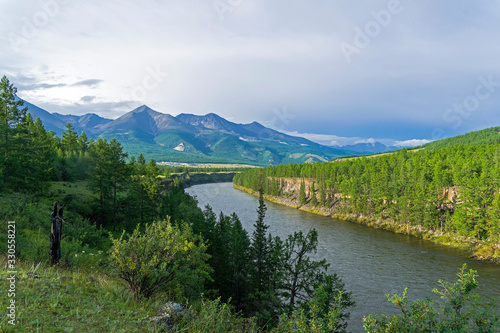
0,75,28,190
299,180,307,206
88,138,114,227
108,139,129,227
61,123,78,155
251,187,270,293
311,182,318,206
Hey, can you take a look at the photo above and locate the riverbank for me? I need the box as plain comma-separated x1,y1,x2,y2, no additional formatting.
233,184,500,264
165,172,237,188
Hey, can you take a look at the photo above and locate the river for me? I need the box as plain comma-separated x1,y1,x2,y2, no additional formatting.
186,182,500,332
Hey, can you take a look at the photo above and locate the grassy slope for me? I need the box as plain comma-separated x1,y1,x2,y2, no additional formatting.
0,259,160,332
1,177,259,332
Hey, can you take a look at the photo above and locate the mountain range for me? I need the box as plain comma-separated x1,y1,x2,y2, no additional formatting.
22,100,395,165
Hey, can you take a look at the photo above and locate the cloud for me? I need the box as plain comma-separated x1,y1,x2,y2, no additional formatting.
72,79,102,87
393,139,432,147
1,0,499,142
80,95,96,103
354,138,377,146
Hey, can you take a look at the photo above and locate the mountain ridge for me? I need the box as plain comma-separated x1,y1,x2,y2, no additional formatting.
22,100,357,165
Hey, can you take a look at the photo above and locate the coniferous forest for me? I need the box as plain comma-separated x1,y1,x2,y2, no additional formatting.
1,74,499,332
234,144,500,255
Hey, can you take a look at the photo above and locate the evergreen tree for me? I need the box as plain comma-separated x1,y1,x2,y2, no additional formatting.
299,180,307,206
88,138,114,227
77,130,89,154
0,75,28,190
61,123,78,155
311,182,318,207
249,185,278,322
108,139,129,227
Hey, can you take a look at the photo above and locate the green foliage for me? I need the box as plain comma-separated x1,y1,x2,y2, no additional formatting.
0,75,53,192
177,297,258,332
210,212,252,310
423,126,500,149
109,219,211,300
249,186,276,320
277,230,354,318
87,137,130,227
299,180,307,206
363,264,500,332
311,182,319,206
234,144,500,246
0,259,159,332
274,286,352,333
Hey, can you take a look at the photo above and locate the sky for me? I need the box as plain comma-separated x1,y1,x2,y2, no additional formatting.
1,0,500,147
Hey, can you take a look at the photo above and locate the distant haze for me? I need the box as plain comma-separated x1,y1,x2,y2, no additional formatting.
2,0,500,146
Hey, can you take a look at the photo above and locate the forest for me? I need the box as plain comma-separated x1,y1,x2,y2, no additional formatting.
234,139,500,256
1,75,498,332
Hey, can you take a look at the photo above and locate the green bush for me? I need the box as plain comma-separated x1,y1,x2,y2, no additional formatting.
109,219,211,300
363,264,500,332
177,297,258,332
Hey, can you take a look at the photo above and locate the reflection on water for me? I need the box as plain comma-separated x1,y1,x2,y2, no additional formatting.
187,182,500,332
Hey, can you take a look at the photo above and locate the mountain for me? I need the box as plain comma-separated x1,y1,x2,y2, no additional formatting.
95,105,192,135
96,106,353,165
339,142,395,154
52,113,112,134
20,99,66,135
22,100,355,165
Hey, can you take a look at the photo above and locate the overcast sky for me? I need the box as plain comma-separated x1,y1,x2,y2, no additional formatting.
1,0,500,147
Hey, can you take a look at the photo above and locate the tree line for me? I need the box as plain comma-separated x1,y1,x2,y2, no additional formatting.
234,146,500,245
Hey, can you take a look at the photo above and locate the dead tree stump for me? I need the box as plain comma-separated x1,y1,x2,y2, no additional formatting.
49,202,64,266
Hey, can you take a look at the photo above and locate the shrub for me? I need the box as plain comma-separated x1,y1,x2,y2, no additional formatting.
109,219,211,300
177,297,258,332
363,264,500,332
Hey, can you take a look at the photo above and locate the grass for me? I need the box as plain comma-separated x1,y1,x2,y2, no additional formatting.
0,257,257,332
0,258,161,332
49,181,95,198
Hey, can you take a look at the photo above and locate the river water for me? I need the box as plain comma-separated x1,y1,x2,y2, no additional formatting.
186,182,500,332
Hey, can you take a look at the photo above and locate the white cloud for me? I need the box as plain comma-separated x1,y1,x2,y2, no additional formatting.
1,0,500,139
393,139,431,147
354,138,377,146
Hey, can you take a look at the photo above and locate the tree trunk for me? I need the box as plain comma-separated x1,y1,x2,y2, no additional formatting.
49,202,63,266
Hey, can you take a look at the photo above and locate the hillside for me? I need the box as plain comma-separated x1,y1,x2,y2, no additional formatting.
23,101,356,166
423,126,500,150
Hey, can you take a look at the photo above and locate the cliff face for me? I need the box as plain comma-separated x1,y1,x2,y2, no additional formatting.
256,177,460,222
279,177,315,197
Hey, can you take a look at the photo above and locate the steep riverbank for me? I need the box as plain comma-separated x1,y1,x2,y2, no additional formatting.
233,184,500,264
164,172,237,188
